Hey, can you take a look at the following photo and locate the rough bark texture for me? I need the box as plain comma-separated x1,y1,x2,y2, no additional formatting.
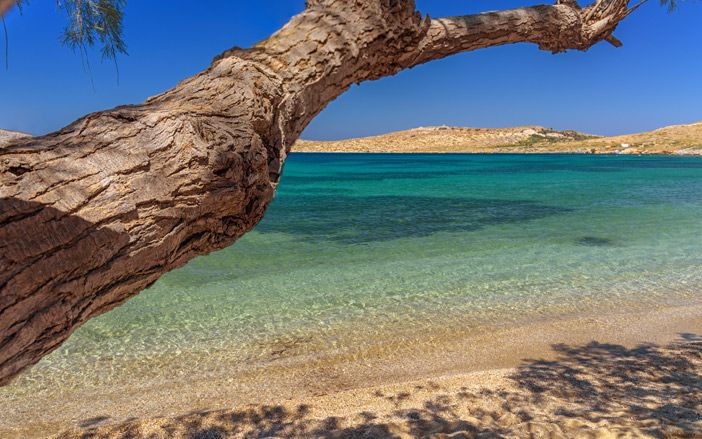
0,0,640,385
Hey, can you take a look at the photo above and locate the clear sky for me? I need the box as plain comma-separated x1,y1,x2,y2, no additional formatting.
0,1,700,139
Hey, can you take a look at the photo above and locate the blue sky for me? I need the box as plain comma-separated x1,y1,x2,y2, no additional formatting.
0,1,700,139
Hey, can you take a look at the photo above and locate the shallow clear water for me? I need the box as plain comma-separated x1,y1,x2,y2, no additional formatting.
4,153,702,411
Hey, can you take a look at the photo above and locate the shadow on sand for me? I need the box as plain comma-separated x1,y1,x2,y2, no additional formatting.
61,334,702,438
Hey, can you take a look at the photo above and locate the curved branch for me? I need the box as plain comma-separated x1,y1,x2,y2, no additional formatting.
407,0,639,69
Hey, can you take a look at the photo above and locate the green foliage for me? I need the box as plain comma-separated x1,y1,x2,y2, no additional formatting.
58,0,127,62
660,0,679,11
12,0,24,11
3,0,126,65
658,0,696,11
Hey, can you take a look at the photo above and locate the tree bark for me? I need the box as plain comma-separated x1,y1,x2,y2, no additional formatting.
0,0,640,385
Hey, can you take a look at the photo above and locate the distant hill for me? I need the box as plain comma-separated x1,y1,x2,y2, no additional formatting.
295,122,702,155
0,129,31,146
546,121,702,155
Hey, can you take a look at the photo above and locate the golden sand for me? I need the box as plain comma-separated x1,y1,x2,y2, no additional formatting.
19,305,700,438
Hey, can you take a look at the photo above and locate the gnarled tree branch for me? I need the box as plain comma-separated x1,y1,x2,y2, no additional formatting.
0,0,642,385
409,0,640,69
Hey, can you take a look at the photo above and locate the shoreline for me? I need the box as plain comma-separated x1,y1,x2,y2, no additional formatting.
56,342,702,439
53,304,702,438
291,150,702,155
4,303,700,438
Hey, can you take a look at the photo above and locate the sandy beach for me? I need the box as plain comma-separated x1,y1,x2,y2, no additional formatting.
15,304,698,438
56,356,702,438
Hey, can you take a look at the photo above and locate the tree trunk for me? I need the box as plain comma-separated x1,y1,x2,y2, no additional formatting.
0,0,639,385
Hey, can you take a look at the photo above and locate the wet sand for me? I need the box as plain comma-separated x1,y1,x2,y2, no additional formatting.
3,304,700,438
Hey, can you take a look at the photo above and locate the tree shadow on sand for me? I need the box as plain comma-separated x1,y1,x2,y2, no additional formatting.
63,334,702,438
511,333,702,437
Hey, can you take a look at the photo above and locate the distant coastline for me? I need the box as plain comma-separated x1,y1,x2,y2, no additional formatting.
295,121,702,155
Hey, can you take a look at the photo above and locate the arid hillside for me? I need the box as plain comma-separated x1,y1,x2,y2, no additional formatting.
552,121,702,154
295,122,702,154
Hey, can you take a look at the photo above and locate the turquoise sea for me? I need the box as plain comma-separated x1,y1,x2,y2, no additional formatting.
3,153,702,434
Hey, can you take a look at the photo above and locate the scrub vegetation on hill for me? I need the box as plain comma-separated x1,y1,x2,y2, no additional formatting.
295,121,702,154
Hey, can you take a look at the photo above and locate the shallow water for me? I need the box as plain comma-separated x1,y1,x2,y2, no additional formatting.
3,153,702,432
